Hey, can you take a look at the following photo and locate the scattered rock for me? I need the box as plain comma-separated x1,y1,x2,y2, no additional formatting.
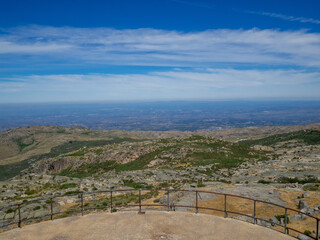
269,216,280,226
297,234,312,240
298,200,309,210
291,213,307,221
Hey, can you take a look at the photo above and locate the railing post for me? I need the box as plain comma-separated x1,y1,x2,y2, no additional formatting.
167,189,170,212
139,189,142,213
17,204,21,228
317,218,319,240
50,197,53,220
81,193,84,216
224,194,228,218
253,200,256,224
110,190,113,213
195,191,198,214
284,208,287,234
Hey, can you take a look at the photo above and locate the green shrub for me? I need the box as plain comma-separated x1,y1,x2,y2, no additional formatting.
304,230,312,236
275,214,290,224
158,182,170,188
25,189,37,195
258,179,271,184
65,190,83,194
59,183,77,189
33,206,41,211
303,185,319,191
6,208,16,214
43,183,52,189
278,176,319,184
25,200,41,205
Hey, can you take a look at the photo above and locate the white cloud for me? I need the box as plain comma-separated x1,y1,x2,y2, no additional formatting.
248,11,320,25
1,69,318,93
0,26,320,67
0,40,71,54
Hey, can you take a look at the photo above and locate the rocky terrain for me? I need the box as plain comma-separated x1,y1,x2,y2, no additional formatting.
0,124,320,239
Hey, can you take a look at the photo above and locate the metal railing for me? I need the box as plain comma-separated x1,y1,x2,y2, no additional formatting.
0,188,318,239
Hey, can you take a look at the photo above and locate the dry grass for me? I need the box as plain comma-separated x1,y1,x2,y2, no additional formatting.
195,188,320,239
0,125,140,165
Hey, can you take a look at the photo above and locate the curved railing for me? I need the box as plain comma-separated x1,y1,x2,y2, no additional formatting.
0,188,319,239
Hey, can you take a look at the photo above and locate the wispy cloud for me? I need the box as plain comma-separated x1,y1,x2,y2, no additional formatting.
167,0,320,25
247,10,320,25
0,26,320,68
1,69,319,102
1,26,319,102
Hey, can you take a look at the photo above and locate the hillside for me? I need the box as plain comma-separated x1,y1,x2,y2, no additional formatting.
240,129,320,146
0,126,142,164
0,124,320,238
0,126,145,180
0,124,319,181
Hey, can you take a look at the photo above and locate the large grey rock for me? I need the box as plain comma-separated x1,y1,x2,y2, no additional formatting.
232,215,254,224
291,213,307,221
298,200,309,210
257,218,271,228
306,208,316,216
269,216,280,226
297,234,312,240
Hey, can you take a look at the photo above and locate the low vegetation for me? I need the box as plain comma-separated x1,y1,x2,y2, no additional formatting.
59,161,118,178
303,184,320,191
277,176,320,184
16,137,34,151
57,137,268,178
59,183,78,189
0,137,138,181
240,130,320,146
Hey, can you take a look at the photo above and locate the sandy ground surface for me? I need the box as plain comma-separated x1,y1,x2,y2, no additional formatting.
0,211,295,240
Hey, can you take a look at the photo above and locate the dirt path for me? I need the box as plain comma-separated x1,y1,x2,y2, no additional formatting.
0,211,294,240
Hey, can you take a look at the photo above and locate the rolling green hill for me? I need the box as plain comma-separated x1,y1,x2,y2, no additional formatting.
239,130,320,146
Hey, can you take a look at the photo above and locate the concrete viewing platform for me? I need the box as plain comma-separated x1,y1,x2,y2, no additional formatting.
0,211,294,240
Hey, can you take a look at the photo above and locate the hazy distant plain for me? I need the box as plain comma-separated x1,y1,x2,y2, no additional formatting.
0,100,320,132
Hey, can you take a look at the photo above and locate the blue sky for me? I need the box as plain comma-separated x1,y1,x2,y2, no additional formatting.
0,0,320,103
